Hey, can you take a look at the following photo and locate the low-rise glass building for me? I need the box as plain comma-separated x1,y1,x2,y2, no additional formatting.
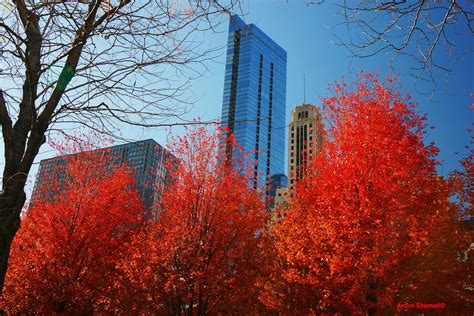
31,139,171,219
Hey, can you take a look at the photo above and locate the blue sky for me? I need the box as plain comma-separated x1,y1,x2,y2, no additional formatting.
22,0,473,195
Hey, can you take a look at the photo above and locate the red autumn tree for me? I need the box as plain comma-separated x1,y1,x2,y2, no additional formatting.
263,73,472,314
393,136,473,309
115,126,269,314
0,137,143,314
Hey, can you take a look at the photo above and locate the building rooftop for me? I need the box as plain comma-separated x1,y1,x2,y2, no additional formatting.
229,15,287,60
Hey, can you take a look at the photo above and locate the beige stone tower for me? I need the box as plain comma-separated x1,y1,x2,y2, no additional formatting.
273,103,323,210
287,103,323,188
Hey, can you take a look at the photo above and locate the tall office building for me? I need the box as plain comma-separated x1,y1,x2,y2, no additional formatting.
273,104,323,210
288,103,324,187
221,15,287,189
31,139,171,219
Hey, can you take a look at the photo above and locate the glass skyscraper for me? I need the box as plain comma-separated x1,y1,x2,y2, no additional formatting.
221,15,287,189
31,139,171,219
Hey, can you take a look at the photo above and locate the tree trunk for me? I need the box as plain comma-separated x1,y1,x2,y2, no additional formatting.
366,280,378,316
0,190,25,293
0,128,46,294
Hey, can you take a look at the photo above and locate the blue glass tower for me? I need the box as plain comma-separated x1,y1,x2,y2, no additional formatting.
221,15,287,189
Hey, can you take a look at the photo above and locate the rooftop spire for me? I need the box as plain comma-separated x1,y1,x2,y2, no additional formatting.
303,73,306,104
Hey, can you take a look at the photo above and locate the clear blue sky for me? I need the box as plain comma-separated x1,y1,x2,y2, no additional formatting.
23,1,473,196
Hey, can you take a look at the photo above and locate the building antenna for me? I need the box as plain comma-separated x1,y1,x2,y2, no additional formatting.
303,74,306,104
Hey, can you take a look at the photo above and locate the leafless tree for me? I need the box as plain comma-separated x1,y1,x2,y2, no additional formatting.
0,0,238,293
313,0,473,89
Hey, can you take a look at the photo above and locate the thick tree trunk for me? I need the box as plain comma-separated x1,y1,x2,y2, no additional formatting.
0,129,45,294
0,191,26,294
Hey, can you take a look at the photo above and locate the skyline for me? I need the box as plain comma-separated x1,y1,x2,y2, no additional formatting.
13,1,473,198
196,1,473,176
115,2,473,173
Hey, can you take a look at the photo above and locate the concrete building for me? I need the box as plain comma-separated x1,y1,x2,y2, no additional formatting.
273,104,324,211
288,103,324,188
268,173,288,208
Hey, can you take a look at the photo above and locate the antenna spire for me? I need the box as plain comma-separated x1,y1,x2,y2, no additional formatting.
303,74,306,104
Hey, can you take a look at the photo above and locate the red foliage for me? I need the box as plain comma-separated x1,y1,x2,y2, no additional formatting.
1,138,143,313
1,81,470,313
114,126,269,314
263,73,472,314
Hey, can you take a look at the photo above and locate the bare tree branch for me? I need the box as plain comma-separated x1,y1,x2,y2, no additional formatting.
310,0,473,89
